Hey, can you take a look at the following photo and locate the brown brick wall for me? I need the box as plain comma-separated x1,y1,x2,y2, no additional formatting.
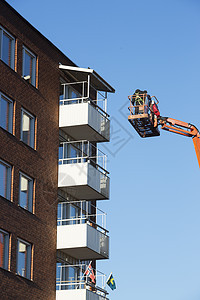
0,1,75,299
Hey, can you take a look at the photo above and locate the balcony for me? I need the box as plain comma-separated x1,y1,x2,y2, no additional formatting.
59,97,110,142
56,263,109,300
57,201,109,260
59,65,115,142
58,141,110,200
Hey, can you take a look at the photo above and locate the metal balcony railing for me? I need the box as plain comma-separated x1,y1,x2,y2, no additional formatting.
57,201,108,235
56,264,108,299
59,140,108,176
60,82,109,119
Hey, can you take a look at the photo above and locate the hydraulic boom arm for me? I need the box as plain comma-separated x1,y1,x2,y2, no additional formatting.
160,118,200,167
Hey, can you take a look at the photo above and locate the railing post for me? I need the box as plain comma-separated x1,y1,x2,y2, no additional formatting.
87,141,89,162
105,92,107,113
87,74,90,99
86,201,88,221
82,81,84,103
81,201,83,223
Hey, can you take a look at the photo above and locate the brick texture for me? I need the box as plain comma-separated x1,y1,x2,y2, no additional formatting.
0,1,76,299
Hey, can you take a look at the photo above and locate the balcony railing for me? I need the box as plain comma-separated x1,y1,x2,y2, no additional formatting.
56,264,108,299
57,201,107,233
60,82,108,117
59,140,108,173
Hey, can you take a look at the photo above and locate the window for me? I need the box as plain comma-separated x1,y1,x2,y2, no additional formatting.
0,26,15,69
21,109,35,148
19,173,33,212
22,46,36,86
17,239,32,279
0,229,9,270
0,159,11,200
0,92,13,133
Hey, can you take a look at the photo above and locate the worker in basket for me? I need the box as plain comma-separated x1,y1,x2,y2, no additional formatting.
131,89,147,114
149,98,160,127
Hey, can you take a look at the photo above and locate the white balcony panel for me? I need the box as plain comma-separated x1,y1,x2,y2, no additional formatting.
59,103,110,142
58,163,109,200
57,224,109,260
56,289,108,300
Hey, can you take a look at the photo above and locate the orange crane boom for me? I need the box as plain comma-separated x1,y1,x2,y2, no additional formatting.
160,118,200,167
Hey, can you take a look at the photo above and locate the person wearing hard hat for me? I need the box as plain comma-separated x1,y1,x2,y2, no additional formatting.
131,89,147,114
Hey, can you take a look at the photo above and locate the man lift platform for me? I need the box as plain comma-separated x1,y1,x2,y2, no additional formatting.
128,90,200,167
128,90,160,138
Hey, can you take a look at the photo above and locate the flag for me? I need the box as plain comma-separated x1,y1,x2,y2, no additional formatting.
106,273,116,290
84,261,96,283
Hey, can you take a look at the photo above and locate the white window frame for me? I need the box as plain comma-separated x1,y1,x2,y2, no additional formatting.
17,238,32,280
22,46,36,86
0,25,15,69
0,229,9,270
19,172,33,212
0,159,12,201
20,108,35,149
0,91,13,133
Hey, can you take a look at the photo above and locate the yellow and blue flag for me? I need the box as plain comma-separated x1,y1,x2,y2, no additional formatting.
106,273,116,290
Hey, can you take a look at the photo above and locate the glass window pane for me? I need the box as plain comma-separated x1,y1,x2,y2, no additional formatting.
70,206,76,225
0,161,10,200
17,240,31,279
23,47,36,86
0,230,9,270
0,95,12,132
24,51,32,78
20,176,28,209
22,113,30,145
21,110,35,148
17,241,26,277
0,232,5,268
19,174,33,212
59,144,63,160
0,27,15,69
0,163,6,198
68,266,75,282
2,33,12,66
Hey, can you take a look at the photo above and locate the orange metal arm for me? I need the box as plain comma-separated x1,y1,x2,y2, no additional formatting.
160,117,200,167
193,137,200,168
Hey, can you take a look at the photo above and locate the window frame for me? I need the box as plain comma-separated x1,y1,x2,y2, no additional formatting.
17,238,32,280
0,25,15,69
0,91,13,134
20,108,36,149
19,172,34,213
0,159,12,201
0,229,9,270
22,46,37,87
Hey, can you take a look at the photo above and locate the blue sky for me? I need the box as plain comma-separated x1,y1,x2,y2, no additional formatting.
6,0,200,299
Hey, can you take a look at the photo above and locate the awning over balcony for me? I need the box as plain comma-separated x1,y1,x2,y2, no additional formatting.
59,65,115,93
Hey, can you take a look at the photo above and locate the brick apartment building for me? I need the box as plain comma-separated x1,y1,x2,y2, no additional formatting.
0,1,114,299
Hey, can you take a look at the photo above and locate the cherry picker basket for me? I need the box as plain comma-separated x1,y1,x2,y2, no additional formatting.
128,93,160,138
